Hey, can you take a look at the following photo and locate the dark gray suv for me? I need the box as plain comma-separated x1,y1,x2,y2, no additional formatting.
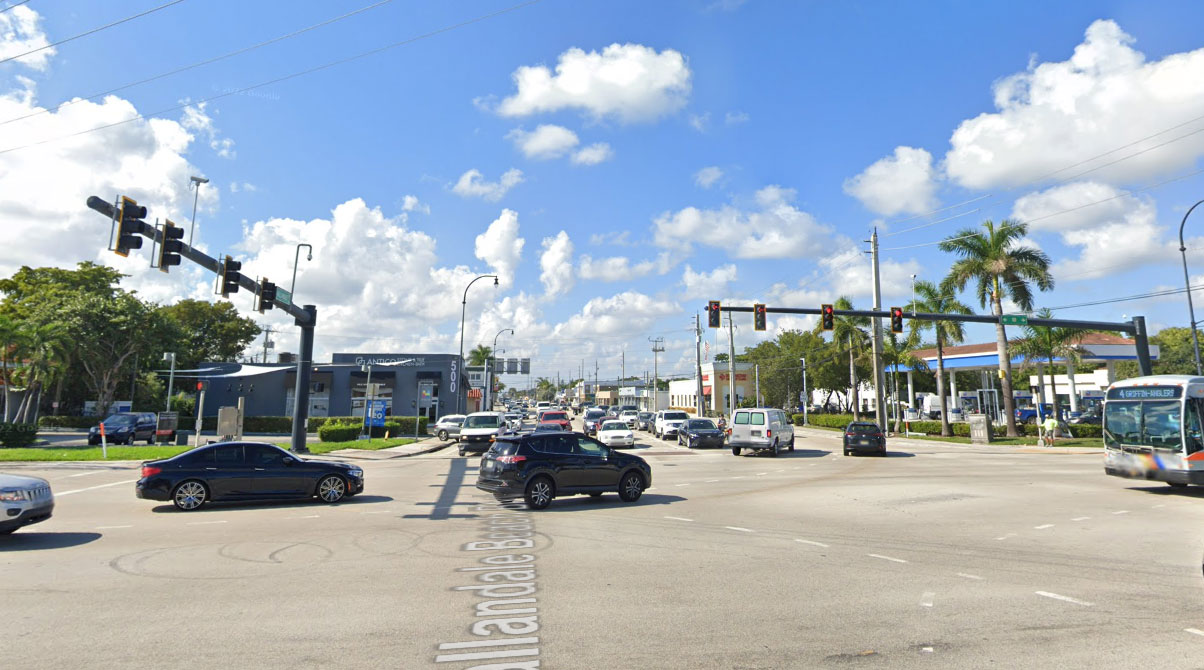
88,412,157,445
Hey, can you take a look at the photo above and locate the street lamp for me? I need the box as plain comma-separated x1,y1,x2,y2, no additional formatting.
457,274,499,414
187,175,208,248
290,243,313,301
163,352,176,411
487,327,514,411
360,363,373,439
1178,199,1204,375
910,274,918,317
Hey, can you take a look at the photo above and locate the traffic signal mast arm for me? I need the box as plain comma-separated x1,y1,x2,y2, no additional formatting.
87,195,313,325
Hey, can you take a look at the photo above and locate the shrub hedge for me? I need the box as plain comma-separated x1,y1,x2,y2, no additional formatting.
0,422,38,448
318,423,360,442
39,414,430,435
791,412,1102,440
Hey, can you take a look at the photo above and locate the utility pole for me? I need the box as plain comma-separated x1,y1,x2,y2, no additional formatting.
694,313,705,416
755,363,761,407
621,348,625,383
869,228,887,428
261,325,275,363
800,357,809,425
650,337,664,412
727,311,736,418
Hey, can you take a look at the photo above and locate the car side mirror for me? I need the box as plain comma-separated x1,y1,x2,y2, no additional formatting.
283,456,295,465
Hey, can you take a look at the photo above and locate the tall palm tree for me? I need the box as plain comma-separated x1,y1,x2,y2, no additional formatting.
13,322,70,424
0,314,25,419
940,219,1053,437
468,344,493,367
882,330,924,434
906,280,972,437
1012,308,1092,424
815,296,869,419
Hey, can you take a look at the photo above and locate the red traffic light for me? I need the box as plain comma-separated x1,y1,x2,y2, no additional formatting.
196,381,204,391
821,304,835,331
707,300,721,328
890,306,904,334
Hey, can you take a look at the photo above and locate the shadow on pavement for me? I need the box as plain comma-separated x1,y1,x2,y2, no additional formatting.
0,531,102,551
532,493,687,512
1126,485,1204,498
733,449,831,459
149,494,395,513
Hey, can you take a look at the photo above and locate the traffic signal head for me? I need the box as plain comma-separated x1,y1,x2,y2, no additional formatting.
753,303,767,331
258,279,277,313
890,307,904,334
707,300,721,328
114,196,146,257
821,304,835,331
158,220,184,272
220,255,242,298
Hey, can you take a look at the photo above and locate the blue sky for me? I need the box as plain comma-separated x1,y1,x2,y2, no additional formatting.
2,0,1204,387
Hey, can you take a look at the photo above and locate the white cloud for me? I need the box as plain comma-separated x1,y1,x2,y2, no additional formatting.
552,291,680,339
571,142,614,165
653,185,835,259
588,230,632,246
229,182,257,193
843,146,938,216
689,112,709,132
578,252,674,281
945,20,1204,189
1011,181,1169,279
815,247,923,304
401,194,429,214
497,43,692,123
680,264,737,299
475,209,525,287
179,102,235,159
0,7,54,70
507,124,579,159
694,166,723,188
451,168,524,201
539,230,574,298
724,110,750,125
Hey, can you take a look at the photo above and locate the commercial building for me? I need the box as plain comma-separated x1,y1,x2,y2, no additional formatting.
668,362,754,415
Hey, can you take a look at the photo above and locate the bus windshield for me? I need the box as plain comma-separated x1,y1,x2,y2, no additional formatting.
1104,400,1181,450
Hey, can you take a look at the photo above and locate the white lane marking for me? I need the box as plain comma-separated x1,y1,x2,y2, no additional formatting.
995,533,1016,541
868,553,908,564
186,520,228,526
775,469,784,472
756,472,768,476
956,573,984,580
1034,524,1055,530
68,471,105,478
1071,516,1090,521
920,591,935,607
1185,628,1204,637
361,510,395,514
288,515,320,519
795,538,829,547
731,476,745,479
1152,504,1166,508
921,647,934,653
706,479,720,483
725,526,754,533
57,479,139,496
1035,591,1093,606
1112,510,1130,515
95,524,132,530
664,516,694,522
675,483,690,487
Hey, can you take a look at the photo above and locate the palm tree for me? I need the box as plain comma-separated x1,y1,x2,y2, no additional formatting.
0,314,26,419
906,280,972,436
940,219,1053,437
13,322,70,424
468,344,493,367
882,330,924,434
815,296,869,419
1012,309,1092,424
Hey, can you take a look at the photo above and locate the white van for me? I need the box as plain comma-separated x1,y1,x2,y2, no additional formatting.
729,408,795,457
458,411,508,457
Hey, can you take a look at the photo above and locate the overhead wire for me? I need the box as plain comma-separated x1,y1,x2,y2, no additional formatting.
0,0,32,14
0,0,187,67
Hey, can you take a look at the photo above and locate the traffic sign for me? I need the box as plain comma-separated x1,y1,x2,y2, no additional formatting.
1000,314,1028,326
276,287,293,306
367,399,387,427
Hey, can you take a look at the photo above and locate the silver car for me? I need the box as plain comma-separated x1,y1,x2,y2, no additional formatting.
0,473,54,535
433,414,466,442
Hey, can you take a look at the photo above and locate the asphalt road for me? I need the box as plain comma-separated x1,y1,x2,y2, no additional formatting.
3,416,1203,669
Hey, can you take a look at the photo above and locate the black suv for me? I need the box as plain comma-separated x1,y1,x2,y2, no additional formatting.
476,432,652,510
88,412,158,445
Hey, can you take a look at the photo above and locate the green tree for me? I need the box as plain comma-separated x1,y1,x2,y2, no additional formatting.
1011,308,1093,422
940,219,1054,437
882,330,925,433
158,300,262,369
814,296,870,419
905,280,972,436
468,344,493,367
11,321,70,423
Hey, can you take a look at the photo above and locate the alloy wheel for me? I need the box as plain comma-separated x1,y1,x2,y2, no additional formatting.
173,481,207,511
318,475,346,503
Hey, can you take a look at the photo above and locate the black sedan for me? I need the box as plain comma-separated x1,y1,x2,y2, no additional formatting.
843,422,886,456
136,442,364,511
678,418,725,448
476,431,651,510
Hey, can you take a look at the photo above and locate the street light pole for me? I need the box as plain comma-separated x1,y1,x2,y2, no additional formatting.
187,176,208,248
290,243,313,300
488,328,514,412
360,363,372,439
163,352,176,412
457,274,499,414
1179,199,1204,375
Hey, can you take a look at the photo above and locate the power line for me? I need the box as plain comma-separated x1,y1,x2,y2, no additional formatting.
0,0,187,67
0,0,398,128
0,0,543,156
1043,284,1204,312
0,0,32,14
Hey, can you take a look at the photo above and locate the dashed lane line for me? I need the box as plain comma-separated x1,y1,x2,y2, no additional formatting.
795,539,829,548
920,591,935,608
1035,591,1093,606
57,479,139,496
1071,516,1090,521
1112,510,1130,515
288,515,320,519
868,553,908,564
95,524,132,530
68,470,106,478
706,479,720,483
664,516,694,522
1034,524,1055,530
675,483,690,487
1152,504,1166,508
1186,628,1204,638
995,533,1016,541
725,526,754,533
956,573,984,580
186,520,228,526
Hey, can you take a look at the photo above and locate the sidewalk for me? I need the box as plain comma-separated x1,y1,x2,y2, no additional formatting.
325,438,451,460
793,425,1101,455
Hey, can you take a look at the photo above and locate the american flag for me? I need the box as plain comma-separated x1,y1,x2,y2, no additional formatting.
703,341,710,362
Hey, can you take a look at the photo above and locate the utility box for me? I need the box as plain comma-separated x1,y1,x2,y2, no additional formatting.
968,413,993,444
217,406,243,442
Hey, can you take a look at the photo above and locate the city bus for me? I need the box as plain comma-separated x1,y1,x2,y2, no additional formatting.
1103,375,1204,487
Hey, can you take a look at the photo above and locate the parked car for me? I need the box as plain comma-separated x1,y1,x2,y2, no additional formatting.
135,442,364,511
1068,407,1102,425
654,410,691,439
88,412,157,445
538,410,572,430
458,411,509,456
433,414,466,442
475,431,652,510
582,408,607,436
0,473,54,535
678,418,725,448
597,420,635,448
636,411,655,431
843,421,886,456
619,409,640,429
729,408,795,457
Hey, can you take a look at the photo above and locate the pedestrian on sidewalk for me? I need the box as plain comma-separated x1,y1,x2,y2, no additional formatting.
1041,415,1058,446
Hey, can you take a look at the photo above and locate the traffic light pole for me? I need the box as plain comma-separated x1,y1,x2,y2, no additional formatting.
869,229,886,427
87,195,318,453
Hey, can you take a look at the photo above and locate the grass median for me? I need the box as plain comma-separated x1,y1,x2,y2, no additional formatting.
799,423,1101,449
0,437,422,461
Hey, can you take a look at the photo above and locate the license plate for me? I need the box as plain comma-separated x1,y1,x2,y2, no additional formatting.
858,439,870,446
752,430,761,437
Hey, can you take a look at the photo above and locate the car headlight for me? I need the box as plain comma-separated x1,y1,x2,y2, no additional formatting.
0,489,27,501
347,468,363,477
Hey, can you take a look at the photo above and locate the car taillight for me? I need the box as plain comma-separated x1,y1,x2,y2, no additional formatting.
497,455,526,464
766,429,772,438
141,465,162,477
846,432,856,437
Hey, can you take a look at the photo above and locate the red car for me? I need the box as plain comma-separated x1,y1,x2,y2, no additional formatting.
537,410,572,430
